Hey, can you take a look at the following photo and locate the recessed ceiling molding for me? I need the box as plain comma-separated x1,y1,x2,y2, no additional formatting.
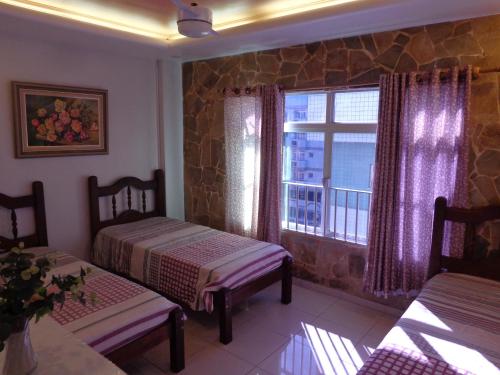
210,0,362,31
0,0,385,41
0,0,173,40
0,0,498,61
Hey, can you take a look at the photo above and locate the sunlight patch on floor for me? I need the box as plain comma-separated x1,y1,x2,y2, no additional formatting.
295,322,368,375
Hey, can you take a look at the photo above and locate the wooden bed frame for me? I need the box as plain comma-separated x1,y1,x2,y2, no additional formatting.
428,196,500,281
88,169,293,344
0,181,47,252
0,182,185,373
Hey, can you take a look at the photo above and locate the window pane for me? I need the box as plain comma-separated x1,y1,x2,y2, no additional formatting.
329,133,376,244
285,93,327,123
283,132,324,184
331,133,376,190
333,90,379,123
282,132,324,234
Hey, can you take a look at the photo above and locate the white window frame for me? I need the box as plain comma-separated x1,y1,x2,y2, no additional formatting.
283,87,379,244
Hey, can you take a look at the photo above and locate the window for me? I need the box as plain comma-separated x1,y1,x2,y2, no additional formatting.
282,89,379,244
285,93,327,123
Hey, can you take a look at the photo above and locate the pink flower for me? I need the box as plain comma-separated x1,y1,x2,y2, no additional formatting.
55,120,64,133
70,108,80,118
29,293,44,303
47,284,61,296
60,111,71,125
31,119,40,127
71,120,82,133
44,118,55,131
64,132,75,143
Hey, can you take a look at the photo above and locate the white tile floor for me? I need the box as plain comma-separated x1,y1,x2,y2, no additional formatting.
121,281,402,375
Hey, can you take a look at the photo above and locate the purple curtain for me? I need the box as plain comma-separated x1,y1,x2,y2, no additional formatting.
364,66,471,296
257,85,284,244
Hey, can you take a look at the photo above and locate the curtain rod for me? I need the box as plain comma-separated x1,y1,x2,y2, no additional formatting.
221,85,284,96
403,66,500,82
285,82,378,93
286,67,500,92
479,66,500,74
219,66,500,95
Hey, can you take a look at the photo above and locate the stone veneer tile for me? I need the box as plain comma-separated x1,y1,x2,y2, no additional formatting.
361,34,378,57
407,31,436,64
375,44,404,69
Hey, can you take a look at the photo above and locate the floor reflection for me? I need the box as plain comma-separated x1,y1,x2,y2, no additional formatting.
274,323,377,375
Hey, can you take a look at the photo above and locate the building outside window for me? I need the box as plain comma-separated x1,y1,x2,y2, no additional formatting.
282,89,379,245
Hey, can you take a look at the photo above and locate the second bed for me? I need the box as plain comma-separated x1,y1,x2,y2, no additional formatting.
88,169,293,344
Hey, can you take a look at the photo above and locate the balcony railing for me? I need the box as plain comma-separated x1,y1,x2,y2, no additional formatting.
282,180,372,245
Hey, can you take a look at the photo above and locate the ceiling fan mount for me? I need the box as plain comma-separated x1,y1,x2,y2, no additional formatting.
171,1,218,38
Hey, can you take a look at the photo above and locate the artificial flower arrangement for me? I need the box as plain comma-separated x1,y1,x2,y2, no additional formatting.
30,98,99,145
0,244,94,374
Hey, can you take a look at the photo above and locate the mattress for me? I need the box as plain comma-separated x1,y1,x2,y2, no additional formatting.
30,247,179,355
358,273,500,375
93,216,290,311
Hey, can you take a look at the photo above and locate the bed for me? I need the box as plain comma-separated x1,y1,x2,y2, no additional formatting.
0,182,185,372
358,197,500,375
88,169,293,344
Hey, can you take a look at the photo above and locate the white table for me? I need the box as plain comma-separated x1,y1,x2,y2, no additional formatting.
0,317,126,375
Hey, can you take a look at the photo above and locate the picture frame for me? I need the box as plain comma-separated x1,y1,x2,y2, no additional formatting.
12,81,108,158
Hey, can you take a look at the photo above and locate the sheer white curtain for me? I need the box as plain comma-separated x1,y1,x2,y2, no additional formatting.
224,92,262,238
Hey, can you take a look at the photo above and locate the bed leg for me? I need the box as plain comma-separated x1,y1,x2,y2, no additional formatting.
281,256,292,305
169,307,185,373
217,288,233,345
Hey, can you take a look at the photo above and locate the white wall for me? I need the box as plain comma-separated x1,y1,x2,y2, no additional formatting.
0,32,183,259
159,59,185,220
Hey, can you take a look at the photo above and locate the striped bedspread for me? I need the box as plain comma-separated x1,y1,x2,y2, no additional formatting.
358,273,500,375
93,217,290,311
30,247,179,355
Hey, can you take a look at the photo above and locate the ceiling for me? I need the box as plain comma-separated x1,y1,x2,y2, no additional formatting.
0,0,400,40
0,0,499,61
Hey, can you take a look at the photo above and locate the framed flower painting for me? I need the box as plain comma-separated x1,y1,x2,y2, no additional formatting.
12,82,108,158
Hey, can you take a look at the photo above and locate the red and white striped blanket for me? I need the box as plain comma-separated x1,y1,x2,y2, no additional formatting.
30,247,179,355
358,273,500,375
93,217,290,312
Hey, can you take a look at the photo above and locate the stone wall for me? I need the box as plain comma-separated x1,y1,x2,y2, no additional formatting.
183,14,500,305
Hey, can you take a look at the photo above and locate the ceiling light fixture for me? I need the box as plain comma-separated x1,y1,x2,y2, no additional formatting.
171,1,218,38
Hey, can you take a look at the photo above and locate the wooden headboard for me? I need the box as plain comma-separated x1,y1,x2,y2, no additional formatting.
428,196,500,281
88,169,166,242
0,182,48,252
